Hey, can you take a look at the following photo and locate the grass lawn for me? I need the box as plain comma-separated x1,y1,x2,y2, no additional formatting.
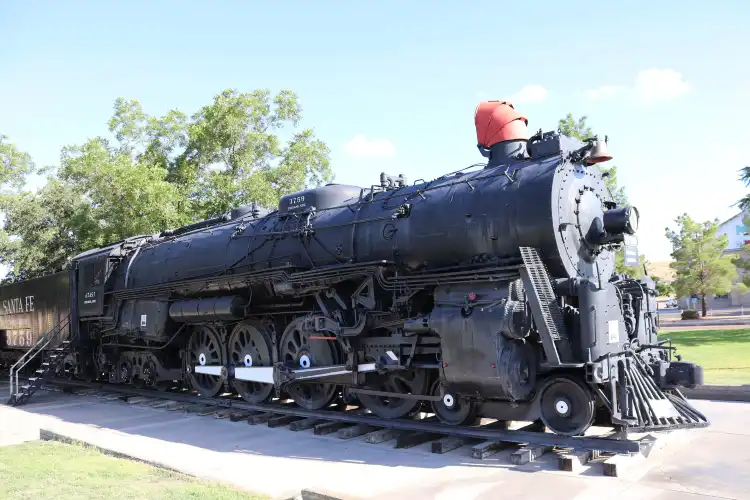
0,440,267,500
661,328,750,386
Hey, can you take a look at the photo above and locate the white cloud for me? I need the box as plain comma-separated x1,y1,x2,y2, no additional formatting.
585,68,692,103
632,68,692,103
344,134,396,158
509,84,548,104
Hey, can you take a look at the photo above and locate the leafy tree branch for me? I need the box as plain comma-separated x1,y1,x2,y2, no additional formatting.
0,88,333,282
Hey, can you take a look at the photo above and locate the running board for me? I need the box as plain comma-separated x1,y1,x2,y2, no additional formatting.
193,363,378,385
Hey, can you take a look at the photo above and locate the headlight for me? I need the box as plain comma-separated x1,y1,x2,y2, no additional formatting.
603,206,639,235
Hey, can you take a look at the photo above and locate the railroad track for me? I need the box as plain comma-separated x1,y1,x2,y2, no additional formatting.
3,376,689,476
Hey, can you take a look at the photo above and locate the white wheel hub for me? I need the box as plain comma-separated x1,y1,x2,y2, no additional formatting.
244,354,253,367
443,393,455,408
299,354,311,369
198,353,207,366
555,399,569,415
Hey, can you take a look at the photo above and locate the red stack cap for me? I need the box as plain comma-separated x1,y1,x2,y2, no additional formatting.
474,100,529,148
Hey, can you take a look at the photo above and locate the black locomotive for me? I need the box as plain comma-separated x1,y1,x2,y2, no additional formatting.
3,100,707,436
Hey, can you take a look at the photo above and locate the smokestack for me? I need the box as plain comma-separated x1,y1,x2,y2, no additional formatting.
474,100,530,167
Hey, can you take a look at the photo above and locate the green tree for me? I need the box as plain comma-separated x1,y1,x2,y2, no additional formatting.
0,179,93,281
0,134,36,189
0,88,334,281
58,137,188,246
557,113,626,205
736,166,750,212
730,169,750,290
652,275,674,297
108,88,333,220
665,213,737,317
558,113,639,276
727,214,750,289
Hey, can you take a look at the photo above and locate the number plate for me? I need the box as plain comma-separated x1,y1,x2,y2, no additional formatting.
6,330,34,348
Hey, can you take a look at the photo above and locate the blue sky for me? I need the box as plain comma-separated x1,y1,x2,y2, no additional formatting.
1,0,748,263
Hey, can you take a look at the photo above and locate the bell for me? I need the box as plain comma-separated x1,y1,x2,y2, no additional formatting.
586,138,613,164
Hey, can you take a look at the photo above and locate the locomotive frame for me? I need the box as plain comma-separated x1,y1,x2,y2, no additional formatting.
5,101,708,438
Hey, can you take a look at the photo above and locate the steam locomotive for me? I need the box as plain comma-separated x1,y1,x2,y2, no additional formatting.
2,100,707,436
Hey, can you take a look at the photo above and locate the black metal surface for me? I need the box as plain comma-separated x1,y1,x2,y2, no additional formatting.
77,253,108,317
412,281,538,402
44,378,644,454
278,184,363,215
228,320,275,404
93,141,617,297
169,296,247,323
348,387,442,402
596,352,710,433
357,369,430,419
519,247,572,365
185,325,226,397
538,377,596,436
1,116,709,444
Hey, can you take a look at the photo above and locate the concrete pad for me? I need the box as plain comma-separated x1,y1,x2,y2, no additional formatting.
1,391,748,500
689,399,750,435
637,430,750,499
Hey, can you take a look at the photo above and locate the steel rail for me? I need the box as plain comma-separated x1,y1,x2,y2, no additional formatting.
43,378,645,454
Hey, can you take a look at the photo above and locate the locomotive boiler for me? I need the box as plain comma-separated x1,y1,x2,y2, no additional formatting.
12,100,707,436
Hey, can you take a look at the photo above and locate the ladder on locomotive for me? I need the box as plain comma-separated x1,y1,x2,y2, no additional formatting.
8,313,72,406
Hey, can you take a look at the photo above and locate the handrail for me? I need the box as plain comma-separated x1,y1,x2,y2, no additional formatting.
9,313,71,400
